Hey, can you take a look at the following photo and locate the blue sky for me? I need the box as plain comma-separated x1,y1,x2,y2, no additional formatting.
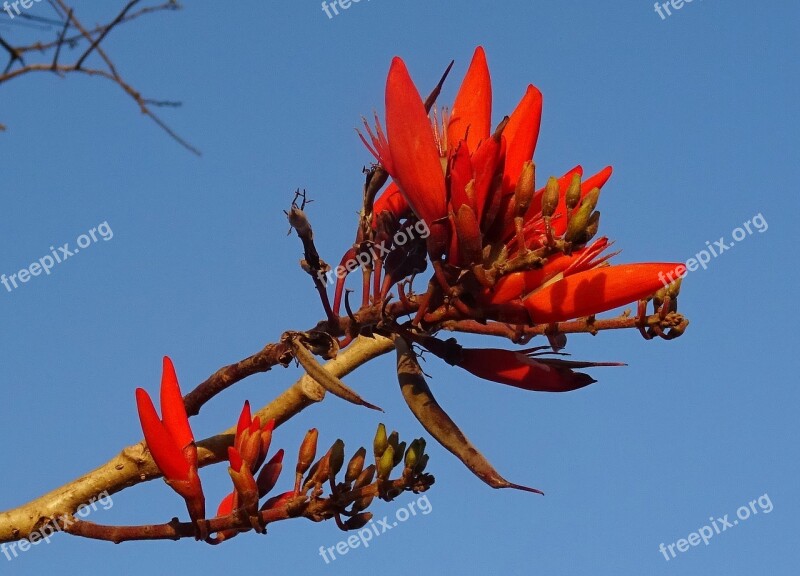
1,0,798,574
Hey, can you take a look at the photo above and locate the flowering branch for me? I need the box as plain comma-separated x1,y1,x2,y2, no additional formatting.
1,46,691,554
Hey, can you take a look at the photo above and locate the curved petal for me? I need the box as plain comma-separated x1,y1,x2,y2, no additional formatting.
385,57,447,225
235,400,251,441
136,388,191,482
216,491,236,517
501,85,543,193
458,348,597,392
447,46,492,153
484,238,611,305
523,263,680,324
371,182,410,227
160,356,194,451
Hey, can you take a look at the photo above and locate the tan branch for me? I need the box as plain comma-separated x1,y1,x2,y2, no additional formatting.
0,334,394,543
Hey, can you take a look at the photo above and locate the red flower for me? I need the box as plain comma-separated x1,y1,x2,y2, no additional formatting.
357,46,681,328
135,356,205,523
457,347,622,392
216,402,284,532
522,263,680,324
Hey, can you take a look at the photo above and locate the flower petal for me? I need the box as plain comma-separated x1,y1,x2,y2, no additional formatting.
447,46,492,153
160,356,194,451
136,387,191,482
523,263,680,324
236,400,251,442
385,57,447,225
458,348,598,392
501,85,543,193
216,491,236,517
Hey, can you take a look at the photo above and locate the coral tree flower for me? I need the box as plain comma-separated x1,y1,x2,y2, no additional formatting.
135,356,205,524
457,348,622,392
216,401,284,534
361,46,680,325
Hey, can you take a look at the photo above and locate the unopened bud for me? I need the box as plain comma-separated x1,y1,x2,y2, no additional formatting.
329,439,345,480
387,431,400,452
345,447,367,483
343,512,373,530
354,464,376,489
310,450,331,486
352,490,376,512
393,441,406,467
377,445,395,480
652,288,665,311
296,428,318,476
456,204,483,264
541,176,560,218
417,454,430,473
373,424,387,460
256,449,284,497
404,441,419,470
667,278,682,299
514,161,536,216
583,210,600,242
565,173,582,211
565,187,600,242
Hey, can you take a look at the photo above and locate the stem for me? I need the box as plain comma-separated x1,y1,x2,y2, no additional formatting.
0,334,393,543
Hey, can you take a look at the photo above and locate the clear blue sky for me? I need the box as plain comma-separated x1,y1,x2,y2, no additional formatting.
1,1,798,574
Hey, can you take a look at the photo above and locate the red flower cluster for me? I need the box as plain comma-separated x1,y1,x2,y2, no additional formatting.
360,47,678,326
217,401,284,521
136,359,284,536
